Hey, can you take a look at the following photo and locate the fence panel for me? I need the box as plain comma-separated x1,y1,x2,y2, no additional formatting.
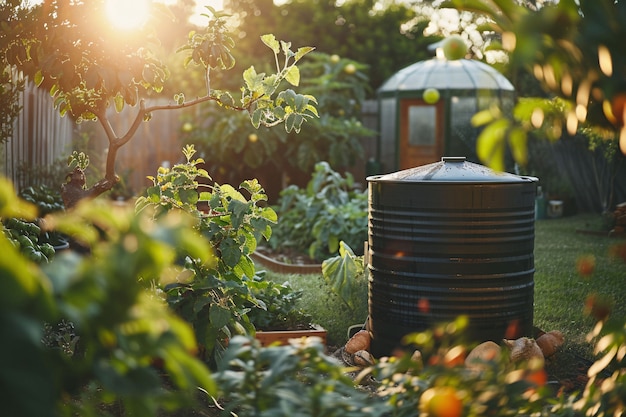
1,82,74,190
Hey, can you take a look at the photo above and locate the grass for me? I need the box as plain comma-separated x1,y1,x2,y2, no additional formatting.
264,270,369,347
533,213,626,358
264,213,626,358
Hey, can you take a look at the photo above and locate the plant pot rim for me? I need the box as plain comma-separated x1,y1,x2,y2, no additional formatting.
251,250,322,274
255,324,327,347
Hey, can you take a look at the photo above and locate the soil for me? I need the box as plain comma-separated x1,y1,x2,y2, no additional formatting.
255,246,320,265
543,348,608,396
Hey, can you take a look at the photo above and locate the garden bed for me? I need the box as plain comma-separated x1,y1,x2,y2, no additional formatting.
252,246,322,274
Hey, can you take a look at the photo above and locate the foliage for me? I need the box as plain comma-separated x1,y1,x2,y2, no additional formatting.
15,159,70,191
136,145,279,365
223,0,441,92
1,1,317,203
0,175,217,417
184,52,374,182
270,161,368,262
245,275,313,331
321,241,366,310
264,268,368,347
212,316,626,417
1,216,57,263
443,0,626,171
1,184,67,263
19,184,65,216
213,336,389,417
0,0,28,144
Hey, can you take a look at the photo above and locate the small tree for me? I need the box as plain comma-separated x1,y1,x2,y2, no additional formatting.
443,0,626,172
2,1,317,207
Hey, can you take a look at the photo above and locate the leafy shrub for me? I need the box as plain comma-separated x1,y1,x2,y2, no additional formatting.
213,336,389,417
245,276,313,331
270,161,368,261
19,184,65,215
0,176,216,417
182,52,374,182
136,145,282,365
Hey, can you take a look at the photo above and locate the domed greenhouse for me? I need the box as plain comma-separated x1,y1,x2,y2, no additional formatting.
376,48,515,172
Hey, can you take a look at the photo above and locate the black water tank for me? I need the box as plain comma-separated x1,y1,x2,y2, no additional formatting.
366,157,537,357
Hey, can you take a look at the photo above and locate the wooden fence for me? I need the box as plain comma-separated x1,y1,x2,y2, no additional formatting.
85,103,190,197
1,82,74,190
3,86,624,213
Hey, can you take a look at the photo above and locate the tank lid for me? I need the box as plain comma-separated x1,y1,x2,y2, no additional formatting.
367,157,537,183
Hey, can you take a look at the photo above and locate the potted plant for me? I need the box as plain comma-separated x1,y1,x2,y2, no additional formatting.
246,274,327,347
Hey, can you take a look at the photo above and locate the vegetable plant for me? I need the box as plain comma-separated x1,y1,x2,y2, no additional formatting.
245,275,313,331
135,144,279,365
1,184,67,263
213,336,389,417
270,161,368,261
1,216,56,263
0,175,217,417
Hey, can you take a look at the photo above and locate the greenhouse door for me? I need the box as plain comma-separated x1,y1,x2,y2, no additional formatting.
398,98,444,169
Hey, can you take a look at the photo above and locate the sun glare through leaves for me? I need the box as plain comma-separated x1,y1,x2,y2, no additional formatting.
105,0,151,30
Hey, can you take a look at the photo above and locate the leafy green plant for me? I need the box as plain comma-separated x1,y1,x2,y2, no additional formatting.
322,241,366,310
213,336,389,417
444,0,626,171
0,175,217,417
270,161,368,261
136,144,278,365
3,3,317,206
245,276,313,331
183,52,374,182
41,319,79,357
19,184,65,216
2,216,57,263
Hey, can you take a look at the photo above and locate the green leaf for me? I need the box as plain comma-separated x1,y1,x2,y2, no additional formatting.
476,118,508,171
219,184,246,203
209,304,231,330
34,70,43,87
220,237,242,267
508,128,528,166
233,255,255,279
284,66,300,87
260,34,280,54
471,107,497,127
228,199,248,229
294,46,315,62
260,206,278,223
179,189,199,206
280,40,293,56
114,94,124,113
321,242,363,309
328,235,339,254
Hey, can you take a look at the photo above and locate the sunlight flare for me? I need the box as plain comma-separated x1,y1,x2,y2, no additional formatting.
105,0,151,30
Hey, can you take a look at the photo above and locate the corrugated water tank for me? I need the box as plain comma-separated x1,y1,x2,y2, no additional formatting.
366,156,537,357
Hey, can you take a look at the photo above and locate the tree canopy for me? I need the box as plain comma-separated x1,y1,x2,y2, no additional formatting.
1,0,318,205
444,0,626,170
221,0,442,91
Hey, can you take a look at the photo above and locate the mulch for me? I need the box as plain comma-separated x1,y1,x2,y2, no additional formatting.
543,347,607,396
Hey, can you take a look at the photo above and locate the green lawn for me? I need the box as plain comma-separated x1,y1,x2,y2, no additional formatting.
265,213,626,357
533,213,626,357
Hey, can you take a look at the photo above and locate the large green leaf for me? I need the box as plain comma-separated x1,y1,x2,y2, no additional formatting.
321,241,364,309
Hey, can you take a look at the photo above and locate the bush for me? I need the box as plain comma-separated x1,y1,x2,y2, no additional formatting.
245,275,313,331
270,161,368,262
0,176,217,417
136,145,279,366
